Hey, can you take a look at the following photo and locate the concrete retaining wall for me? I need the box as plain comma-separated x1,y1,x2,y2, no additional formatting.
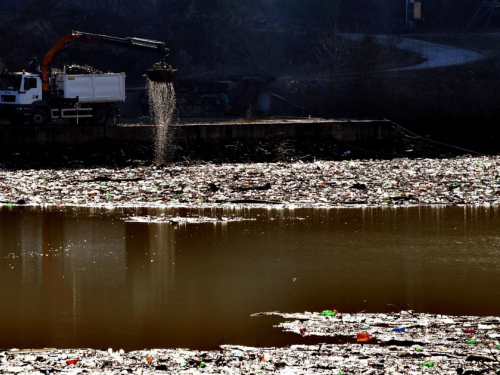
176,120,394,142
0,119,394,146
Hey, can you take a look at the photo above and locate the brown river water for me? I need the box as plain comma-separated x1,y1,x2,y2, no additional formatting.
0,205,499,350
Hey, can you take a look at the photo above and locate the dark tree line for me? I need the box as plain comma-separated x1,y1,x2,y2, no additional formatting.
0,0,491,78
2,0,485,30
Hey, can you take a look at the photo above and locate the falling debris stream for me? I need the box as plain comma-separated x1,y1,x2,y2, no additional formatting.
147,80,176,163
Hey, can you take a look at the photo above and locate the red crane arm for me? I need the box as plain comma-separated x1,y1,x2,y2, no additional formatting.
41,34,79,92
40,31,170,92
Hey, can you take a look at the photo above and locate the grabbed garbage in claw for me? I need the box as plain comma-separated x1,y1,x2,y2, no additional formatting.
146,59,177,83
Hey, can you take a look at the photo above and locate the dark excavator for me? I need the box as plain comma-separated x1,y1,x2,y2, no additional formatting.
41,30,177,93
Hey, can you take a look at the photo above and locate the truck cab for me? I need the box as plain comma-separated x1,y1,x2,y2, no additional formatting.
0,71,44,124
0,72,42,104
0,70,123,126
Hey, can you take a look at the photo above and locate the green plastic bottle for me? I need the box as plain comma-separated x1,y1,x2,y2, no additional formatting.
320,310,336,317
419,362,434,367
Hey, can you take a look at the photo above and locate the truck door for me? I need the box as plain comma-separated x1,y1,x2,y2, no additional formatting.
20,76,42,106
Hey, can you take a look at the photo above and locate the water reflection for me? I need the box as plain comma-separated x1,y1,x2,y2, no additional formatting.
0,205,499,350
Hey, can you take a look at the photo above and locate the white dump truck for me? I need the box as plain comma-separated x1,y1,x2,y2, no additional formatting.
0,70,125,125
0,30,176,126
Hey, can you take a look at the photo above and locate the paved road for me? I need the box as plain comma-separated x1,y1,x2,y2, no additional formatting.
345,34,486,70
382,35,485,70
277,34,486,82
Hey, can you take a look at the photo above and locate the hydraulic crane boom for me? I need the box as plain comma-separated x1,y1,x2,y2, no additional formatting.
41,30,175,92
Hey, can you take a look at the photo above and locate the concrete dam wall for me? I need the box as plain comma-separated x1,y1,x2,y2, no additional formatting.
0,119,395,146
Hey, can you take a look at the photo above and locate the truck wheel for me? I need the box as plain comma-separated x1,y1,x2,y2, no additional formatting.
93,107,108,126
30,109,47,126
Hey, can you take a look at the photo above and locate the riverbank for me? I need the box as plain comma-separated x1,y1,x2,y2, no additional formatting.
1,311,499,374
1,155,499,208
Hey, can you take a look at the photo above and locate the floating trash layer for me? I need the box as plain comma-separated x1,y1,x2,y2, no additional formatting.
1,155,500,207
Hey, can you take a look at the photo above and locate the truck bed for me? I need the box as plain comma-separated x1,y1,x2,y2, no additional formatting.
55,73,126,103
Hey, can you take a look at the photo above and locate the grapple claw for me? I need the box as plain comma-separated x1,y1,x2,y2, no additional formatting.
146,62,177,82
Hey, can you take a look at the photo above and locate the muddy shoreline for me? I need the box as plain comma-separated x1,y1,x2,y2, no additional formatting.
1,155,499,208
1,311,499,374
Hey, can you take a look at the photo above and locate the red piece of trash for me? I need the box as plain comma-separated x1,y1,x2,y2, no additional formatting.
66,359,79,365
146,357,153,363
357,333,371,342
300,328,307,334
463,329,476,333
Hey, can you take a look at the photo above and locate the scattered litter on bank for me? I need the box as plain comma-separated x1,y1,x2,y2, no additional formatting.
1,311,500,374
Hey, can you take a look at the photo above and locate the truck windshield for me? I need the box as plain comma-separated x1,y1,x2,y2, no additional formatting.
0,74,22,91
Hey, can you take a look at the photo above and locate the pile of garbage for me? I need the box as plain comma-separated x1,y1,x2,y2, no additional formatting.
254,310,500,374
1,155,500,208
124,215,256,224
52,64,104,75
1,311,499,374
